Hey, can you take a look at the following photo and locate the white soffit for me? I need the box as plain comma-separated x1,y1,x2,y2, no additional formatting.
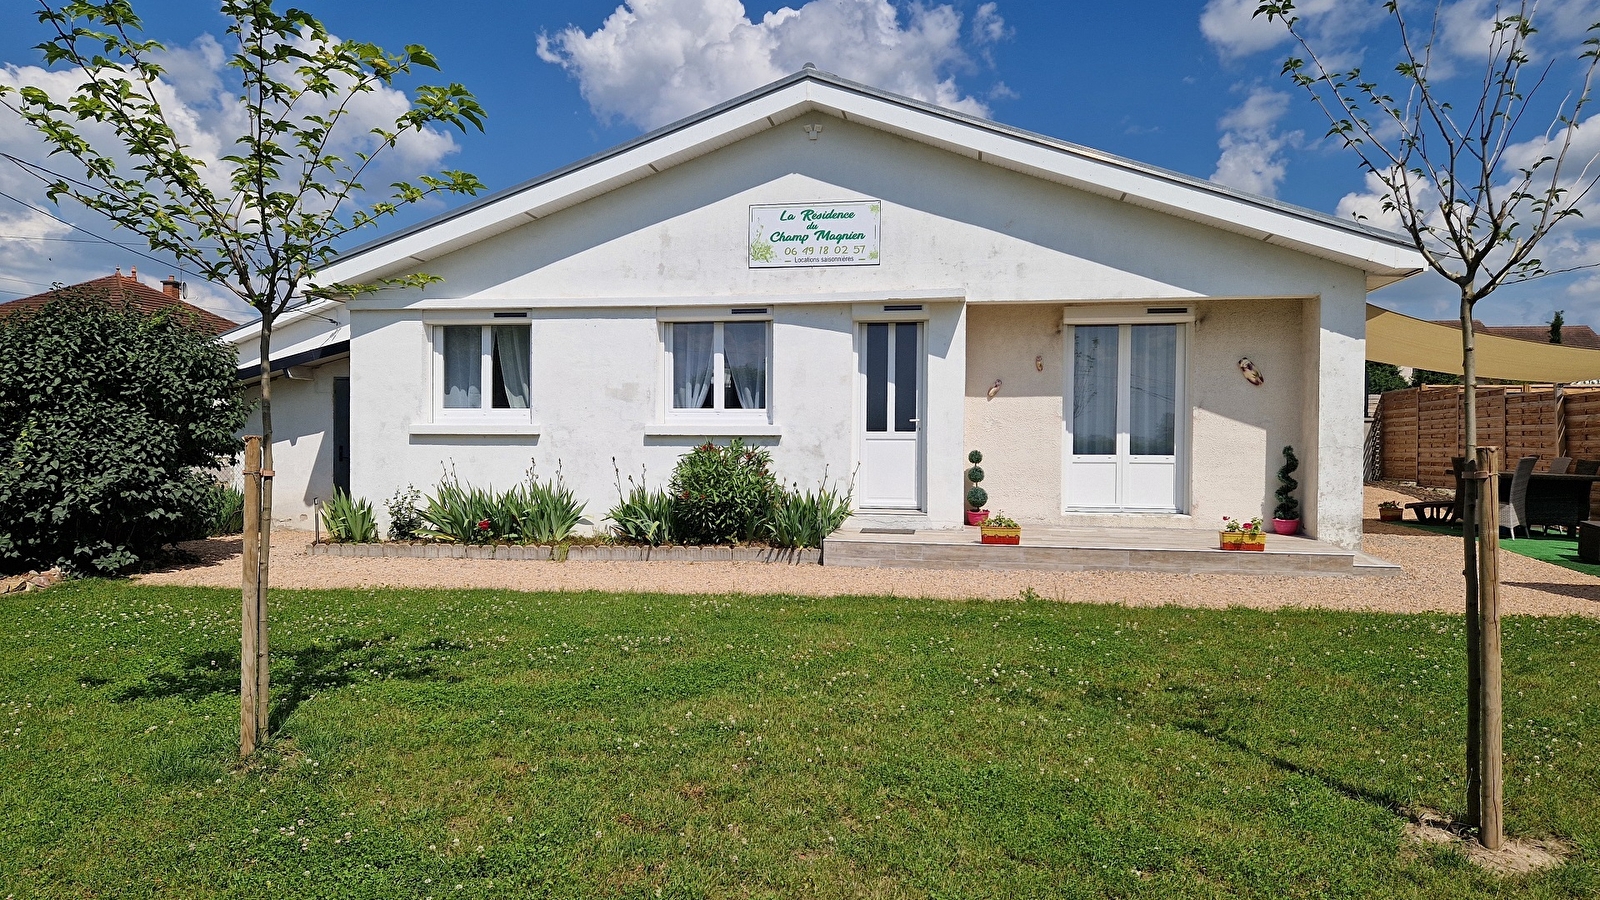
316,70,1425,289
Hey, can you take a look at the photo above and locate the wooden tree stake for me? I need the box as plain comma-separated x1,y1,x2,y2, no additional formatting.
1475,446,1504,849
240,435,263,756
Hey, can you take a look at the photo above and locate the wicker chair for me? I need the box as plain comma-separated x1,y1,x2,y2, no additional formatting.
1550,457,1573,474
1500,455,1538,539
1575,459,1600,476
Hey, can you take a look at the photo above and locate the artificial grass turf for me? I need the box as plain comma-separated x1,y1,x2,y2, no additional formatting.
2,582,1597,899
1396,520,1600,578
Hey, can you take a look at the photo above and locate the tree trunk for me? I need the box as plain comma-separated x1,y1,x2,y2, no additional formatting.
1460,295,1481,830
244,323,275,751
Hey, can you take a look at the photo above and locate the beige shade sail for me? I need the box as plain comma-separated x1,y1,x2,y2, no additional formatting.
1366,304,1600,383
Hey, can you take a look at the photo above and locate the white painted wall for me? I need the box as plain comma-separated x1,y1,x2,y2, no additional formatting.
238,358,347,530
264,111,1383,545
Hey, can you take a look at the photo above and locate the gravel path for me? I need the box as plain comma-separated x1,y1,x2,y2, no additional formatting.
136,486,1600,617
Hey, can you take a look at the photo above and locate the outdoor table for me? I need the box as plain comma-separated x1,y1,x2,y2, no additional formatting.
1499,472,1600,533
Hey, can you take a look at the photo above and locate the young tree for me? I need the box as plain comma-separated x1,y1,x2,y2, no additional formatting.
0,0,485,754
1256,0,1600,848
1549,309,1565,343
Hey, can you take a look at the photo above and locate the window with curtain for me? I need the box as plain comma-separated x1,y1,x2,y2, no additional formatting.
438,323,530,413
668,320,768,416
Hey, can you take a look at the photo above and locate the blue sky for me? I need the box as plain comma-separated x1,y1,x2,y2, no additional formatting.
2,0,1599,326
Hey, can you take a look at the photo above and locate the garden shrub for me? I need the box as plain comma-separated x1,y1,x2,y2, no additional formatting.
418,463,584,544
668,439,779,544
767,478,854,549
608,462,674,545
385,484,423,541
321,489,377,542
0,290,248,574
207,482,246,536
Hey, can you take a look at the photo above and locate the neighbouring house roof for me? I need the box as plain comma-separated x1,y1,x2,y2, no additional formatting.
1371,305,1600,382
1427,319,1600,351
0,268,239,336
312,67,1427,292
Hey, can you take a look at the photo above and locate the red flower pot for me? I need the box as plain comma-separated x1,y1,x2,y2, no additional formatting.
966,509,990,526
1271,518,1300,535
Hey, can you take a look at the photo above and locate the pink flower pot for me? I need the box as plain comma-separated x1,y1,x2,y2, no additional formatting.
966,509,991,526
1272,518,1300,535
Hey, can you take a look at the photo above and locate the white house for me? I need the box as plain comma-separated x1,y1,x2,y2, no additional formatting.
227,68,1424,550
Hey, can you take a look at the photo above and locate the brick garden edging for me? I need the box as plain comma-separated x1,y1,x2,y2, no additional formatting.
309,542,821,564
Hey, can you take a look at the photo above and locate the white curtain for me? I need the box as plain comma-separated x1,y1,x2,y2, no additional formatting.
1072,325,1118,456
723,321,766,410
673,323,714,409
1129,325,1177,456
493,325,531,409
442,325,481,408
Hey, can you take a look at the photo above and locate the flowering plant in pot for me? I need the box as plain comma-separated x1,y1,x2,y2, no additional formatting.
1220,515,1266,550
1378,500,1404,522
1272,445,1301,535
980,514,1021,545
965,450,990,525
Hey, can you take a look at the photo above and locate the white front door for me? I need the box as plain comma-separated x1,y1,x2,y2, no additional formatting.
859,321,923,509
1064,323,1184,512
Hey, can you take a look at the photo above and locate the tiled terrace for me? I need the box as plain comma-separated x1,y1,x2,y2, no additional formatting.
823,525,1399,576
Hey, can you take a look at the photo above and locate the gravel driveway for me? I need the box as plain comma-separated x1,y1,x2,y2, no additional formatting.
136,486,1600,617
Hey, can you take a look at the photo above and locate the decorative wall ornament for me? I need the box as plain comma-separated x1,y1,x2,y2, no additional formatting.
1034,355,1043,372
987,378,1003,400
1238,357,1265,386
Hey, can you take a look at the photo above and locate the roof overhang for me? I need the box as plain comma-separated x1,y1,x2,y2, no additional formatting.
314,70,1426,292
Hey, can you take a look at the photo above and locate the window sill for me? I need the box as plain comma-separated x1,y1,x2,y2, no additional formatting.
409,422,541,437
645,422,781,437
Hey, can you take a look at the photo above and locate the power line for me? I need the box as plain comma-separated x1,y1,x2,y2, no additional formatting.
0,187,215,281
0,233,151,246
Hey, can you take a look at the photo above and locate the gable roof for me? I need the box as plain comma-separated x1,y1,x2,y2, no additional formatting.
315,67,1426,292
0,270,239,336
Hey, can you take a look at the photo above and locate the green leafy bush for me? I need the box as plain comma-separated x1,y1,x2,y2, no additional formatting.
418,464,585,544
386,485,423,541
321,489,377,542
669,439,779,544
208,483,246,536
503,464,585,543
609,462,674,546
767,478,853,549
0,290,248,574
419,469,507,544
966,486,988,509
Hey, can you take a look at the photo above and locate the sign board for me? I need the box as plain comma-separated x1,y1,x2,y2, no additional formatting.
748,200,880,268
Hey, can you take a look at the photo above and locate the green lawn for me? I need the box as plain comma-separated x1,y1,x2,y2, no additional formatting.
2,583,1597,899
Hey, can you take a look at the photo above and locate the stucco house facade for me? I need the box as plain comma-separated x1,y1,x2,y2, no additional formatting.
227,69,1424,550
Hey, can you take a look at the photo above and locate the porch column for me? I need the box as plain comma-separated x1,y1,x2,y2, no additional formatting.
1303,277,1367,549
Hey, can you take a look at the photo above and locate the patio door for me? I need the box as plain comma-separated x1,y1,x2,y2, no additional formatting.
858,321,923,509
1064,323,1184,512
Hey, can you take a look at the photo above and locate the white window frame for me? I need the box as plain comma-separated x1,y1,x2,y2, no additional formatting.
1060,305,1193,514
660,316,773,426
430,321,534,421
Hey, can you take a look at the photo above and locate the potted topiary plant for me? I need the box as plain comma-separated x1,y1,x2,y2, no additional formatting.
1220,516,1266,550
980,513,1021,545
965,450,990,525
1378,500,1403,522
1272,445,1301,535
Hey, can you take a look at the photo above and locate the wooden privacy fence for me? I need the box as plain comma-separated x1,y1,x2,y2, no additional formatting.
1375,385,1600,488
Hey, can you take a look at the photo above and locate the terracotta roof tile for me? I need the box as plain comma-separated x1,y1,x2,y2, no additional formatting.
1428,319,1600,351
0,271,239,336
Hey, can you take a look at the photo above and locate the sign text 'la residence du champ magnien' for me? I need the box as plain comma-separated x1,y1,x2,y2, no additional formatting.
748,200,881,268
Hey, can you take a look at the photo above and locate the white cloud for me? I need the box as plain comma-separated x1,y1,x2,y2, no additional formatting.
1210,87,1301,197
0,32,464,321
537,0,1001,130
1200,0,1376,66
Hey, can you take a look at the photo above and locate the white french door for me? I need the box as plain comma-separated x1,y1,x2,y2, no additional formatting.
1064,323,1184,512
858,321,924,509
